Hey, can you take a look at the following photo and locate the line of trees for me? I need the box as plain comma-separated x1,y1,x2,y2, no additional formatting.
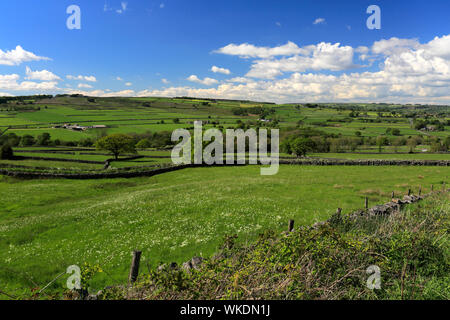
0,95,53,104
0,130,176,160
232,106,276,119
280,127,450,156
0,130,173,149
1,126,449,161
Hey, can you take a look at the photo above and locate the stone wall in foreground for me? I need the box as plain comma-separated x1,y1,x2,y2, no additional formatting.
0,158,449,179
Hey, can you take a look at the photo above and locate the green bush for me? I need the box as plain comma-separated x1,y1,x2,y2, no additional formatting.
0,144,14,159
136,138,152,149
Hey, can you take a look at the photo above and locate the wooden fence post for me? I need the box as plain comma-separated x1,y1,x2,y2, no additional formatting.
408,188,411,196
419,186,422,196
431,184,433,192
128,250,142,284
364,197,368,210
391,191,395,199
288,220,295,233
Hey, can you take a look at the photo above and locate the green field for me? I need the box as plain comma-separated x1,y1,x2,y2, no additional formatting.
310,153,450,160
0,95,449,299
0,165,447,298
2,96,449,142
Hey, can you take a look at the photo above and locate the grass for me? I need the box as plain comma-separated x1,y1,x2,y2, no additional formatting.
13,152,111,162
108,158,170,168
3,97,447,142
310,153,450,160
0,165,447,298
118,192,449,300
8,128,92,140
0,159,103,170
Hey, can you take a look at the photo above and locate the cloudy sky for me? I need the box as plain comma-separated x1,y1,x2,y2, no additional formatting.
0,0,449,103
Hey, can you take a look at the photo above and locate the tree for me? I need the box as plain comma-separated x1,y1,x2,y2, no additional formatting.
136,138,152,149
291,137,315,157
0,133,20,147
36,132,51,146
0,144,13,159
407,138,417,153
280,139,292,155
391,128,401,136
376,136,388,153
392,137,405,153
444,136,450,151
430,141,446,152
78,138,94,147
20,135,35,146
95,134,136,160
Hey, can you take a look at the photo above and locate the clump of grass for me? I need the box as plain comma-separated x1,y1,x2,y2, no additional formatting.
360,189,391,197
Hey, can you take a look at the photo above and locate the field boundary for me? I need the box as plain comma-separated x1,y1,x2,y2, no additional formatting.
1,158,449,179
280,159,450,166
14,155,105,165
0,164,193,179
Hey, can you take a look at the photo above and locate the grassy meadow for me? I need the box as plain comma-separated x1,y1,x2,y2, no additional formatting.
122,193,449,300
1,96,449,142
0,165,448,298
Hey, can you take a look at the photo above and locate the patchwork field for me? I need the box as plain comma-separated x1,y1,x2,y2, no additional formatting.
1,96,449,142
0,165,447,298
310,153,450,160
0,96,449,300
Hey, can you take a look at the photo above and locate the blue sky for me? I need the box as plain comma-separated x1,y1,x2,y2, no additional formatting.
0,0,449,103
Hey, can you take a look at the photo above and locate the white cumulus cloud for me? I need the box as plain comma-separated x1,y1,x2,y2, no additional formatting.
245,42,358,79
131,34,450,104
25,66,60,81
0,73,58,91
66,88,135,97
211,66,231,75
215,41,308,59
4,35,450,105
372,37,420,55
78,83,93,89
0,46,50,66
187,75,218,86
66,74,97,82
313,18,326,25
